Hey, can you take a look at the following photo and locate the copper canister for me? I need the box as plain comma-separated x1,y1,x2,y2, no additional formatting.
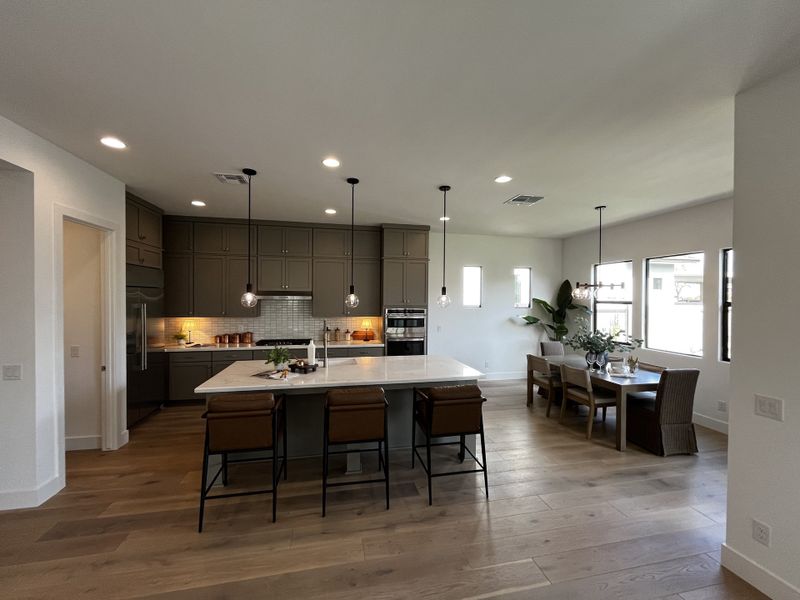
231,333,241,344
221,334,229,344
242,332,253,344
214,335,222,345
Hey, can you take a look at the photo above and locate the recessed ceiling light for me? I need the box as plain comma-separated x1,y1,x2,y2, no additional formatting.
191,200,206,207
439,216,450,221
322,157,340,168
494,175,512,183
325,208,337,215
100,136,126,149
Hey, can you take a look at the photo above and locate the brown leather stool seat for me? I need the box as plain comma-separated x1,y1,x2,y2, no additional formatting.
198,392,287,532
412,385,488,505
322,386,389,516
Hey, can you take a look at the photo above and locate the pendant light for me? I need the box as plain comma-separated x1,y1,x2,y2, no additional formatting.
240,168,258,308
436,185,452,308
572,205,624,300
344,177,360,309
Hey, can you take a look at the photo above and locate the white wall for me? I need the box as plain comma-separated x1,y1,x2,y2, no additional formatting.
427,232,563,378
63,220,103,451
0,114,126,509
562,199,732,433
722,65,800,599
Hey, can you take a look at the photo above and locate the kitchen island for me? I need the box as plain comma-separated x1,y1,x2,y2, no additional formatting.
195,355,483,466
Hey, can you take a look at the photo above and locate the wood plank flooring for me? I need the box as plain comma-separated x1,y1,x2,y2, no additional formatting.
0,380,767,599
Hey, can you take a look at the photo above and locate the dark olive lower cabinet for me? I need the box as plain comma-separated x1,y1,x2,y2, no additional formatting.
168,353,212,401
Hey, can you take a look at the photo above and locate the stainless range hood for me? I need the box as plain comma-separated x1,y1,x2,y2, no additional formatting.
255,292,312,301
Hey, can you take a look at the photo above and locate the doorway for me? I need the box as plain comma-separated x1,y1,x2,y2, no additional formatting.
62,220,106,450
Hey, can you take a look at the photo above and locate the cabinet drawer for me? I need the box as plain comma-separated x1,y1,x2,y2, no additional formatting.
350,347,384,357
212,350,255,362
318,348,350,358
170,352,212,363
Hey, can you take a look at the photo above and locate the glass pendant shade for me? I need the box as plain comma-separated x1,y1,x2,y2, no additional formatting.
241,283,257,308
345,285,359,309
437,286,452,308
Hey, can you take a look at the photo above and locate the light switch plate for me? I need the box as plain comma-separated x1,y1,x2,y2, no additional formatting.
2,364,22,380
754,394,784,422
70,345,80,358
752,518,771,547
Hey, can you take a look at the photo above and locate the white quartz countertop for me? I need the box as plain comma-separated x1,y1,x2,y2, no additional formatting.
195,355,483,394
162,340,384,352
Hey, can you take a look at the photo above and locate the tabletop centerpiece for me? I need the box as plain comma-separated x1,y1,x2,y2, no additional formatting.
265,347,292,371
566,317,642,372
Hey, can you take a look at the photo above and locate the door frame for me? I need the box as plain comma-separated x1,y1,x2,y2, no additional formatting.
54,204,123,467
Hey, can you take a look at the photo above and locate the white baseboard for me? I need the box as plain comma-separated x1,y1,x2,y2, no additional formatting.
0,474,64,511
693,412,729,435
481,371,526,381
65,435,101,451
119,428,129,447
721,543,800,600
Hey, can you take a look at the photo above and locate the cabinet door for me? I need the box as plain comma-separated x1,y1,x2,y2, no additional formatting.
257,226,284,256
126,202,139,242
405,260,428,305
312,258,347,316
225,224,251,255
193,255,225,315
164,220,193,253
382,259,406,306
284,228,312,256
138,206,162,249
285,258,312,291
313,228,348,257
194,223,226,253
212,361,234,376
257,257,284,291
138,246,162,269
126,243,139,265
353,230,381,258
169,362,212,401
164,254,193,316
383,229,406,258
225,257,259,317
405,230,428,259
349,259,381,316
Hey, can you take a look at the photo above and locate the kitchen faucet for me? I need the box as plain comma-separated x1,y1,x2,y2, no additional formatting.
321,319,329,368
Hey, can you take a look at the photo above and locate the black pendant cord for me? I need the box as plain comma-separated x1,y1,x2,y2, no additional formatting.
439,185,450,295
347,177,359,295
243,168,257,292
597,205,603,265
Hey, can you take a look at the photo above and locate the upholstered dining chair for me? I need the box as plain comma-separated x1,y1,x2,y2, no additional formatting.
540,341,565,356
627,363,666,403
560,364,617,440
526,354,561,416
627,368,700,456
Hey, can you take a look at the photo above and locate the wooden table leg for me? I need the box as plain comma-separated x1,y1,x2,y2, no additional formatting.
616,389,627,451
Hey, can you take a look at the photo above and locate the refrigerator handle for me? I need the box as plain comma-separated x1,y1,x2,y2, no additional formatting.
140,303,148,371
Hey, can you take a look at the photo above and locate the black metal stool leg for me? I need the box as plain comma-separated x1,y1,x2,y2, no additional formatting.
198,433,209,533
458,434,465,463
384,409,390,511
222,452,228,486
426,429,433,506
322,409,329,517
480,420,489,499
283,405,288,481
411,396,417,468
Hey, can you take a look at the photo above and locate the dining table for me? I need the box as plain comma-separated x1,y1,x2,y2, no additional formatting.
543,354,662,451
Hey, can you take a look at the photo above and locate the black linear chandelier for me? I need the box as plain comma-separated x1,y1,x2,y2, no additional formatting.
572,205,624,300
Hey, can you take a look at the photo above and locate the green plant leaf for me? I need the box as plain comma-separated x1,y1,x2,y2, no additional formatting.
556,279,574,310
568,302,592,314
532,298,556,316
521,315,541,325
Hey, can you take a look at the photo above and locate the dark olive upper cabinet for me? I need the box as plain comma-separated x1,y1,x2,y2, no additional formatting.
126,194,163,267
225,256,259,317
382,259,428,306
286,258,312,291
257,257,284,291
382,227,428,259
349,259,381,316
257,256,311,292
193,255,225,315
258,226,312,256
312,258,347,317
313,228,348,257
226,224,251,255
194,223,252,255
164,254,193,316
126,202,138,242
353,230,381,258
163,220,193,253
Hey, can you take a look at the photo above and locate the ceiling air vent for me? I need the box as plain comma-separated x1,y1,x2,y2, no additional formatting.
213,172,249,185
504,194,543,206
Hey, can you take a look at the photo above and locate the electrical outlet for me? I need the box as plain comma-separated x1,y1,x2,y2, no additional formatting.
754,394,784,422
70,345,80,358
436,326,442,333
484,360,489,368
717,400,727,413
2,364,22,380
752,519,771,547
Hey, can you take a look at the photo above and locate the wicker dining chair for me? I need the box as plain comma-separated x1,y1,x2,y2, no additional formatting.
627,363,666,402
526,354,561,416
627,369,700,456
560,364,617,440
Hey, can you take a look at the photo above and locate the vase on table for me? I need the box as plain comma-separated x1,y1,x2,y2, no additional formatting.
585,352,596,371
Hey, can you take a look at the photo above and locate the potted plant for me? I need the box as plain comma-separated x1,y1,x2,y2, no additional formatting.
521,280,591,341
266,347,291,370
565,316,642,370
173,331,188,346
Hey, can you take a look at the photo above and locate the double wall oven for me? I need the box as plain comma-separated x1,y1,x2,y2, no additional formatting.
384,308,427,355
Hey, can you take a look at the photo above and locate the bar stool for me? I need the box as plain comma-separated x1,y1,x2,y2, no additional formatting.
412,385,488,505
198,392,287,532
322,386,389,517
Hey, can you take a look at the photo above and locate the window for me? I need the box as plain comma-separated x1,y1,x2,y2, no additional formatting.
721,248,733,362
645,252,704,356
513,267,531,308
462,266,482,307
593,261,633,337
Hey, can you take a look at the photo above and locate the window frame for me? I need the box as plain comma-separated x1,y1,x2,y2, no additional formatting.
512,266,532,309
644,251,705,357
592,260,633,335
462,265,483,308
721,248,732,362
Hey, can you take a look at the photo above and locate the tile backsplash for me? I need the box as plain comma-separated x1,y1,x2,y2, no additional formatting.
164,299,382,344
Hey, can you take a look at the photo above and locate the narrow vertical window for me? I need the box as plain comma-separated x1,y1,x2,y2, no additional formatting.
513,267,531,308
462,266,482,307
593,261,633,336
721,248,733,362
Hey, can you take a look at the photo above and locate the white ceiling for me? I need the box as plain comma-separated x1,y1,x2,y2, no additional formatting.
2,1,800,237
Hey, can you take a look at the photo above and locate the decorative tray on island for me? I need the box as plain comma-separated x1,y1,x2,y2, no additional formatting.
289,362,318,374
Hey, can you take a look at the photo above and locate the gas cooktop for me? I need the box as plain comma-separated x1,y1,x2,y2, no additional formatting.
255,338,312,346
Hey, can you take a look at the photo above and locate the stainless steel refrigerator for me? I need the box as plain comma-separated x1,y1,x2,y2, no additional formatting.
126,265,167,428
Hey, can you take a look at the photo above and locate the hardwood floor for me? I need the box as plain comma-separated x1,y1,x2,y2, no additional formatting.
0,380,767,599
